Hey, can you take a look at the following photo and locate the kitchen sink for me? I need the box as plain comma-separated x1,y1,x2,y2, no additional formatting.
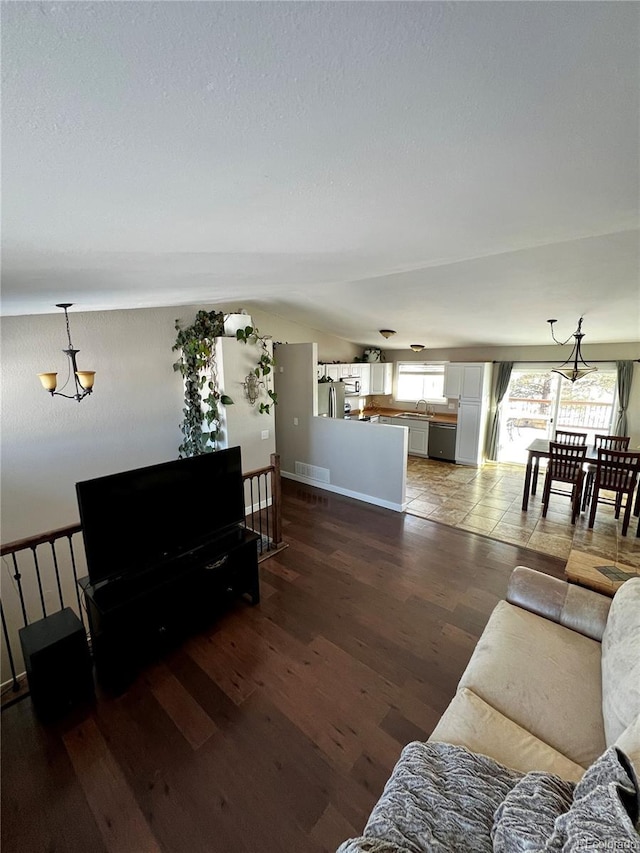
395,413,435,420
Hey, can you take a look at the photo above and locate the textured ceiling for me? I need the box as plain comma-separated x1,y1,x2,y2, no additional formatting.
2,1,639,347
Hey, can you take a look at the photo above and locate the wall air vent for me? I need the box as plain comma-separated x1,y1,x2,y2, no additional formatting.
295,462,330,483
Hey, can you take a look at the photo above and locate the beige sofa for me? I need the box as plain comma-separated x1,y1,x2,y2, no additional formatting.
429,566,640,782
336,568,640,851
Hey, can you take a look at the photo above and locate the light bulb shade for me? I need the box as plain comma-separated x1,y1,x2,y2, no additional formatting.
410,344,425,352
76,371,95,390
379,329,396,339
38,372,58,391
551,366,597,383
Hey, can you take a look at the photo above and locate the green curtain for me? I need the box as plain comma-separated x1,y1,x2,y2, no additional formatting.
614,360,633,435
487,362,513,461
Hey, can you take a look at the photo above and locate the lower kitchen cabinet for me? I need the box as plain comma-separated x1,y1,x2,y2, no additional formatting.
455,401,485,465
377,415,428,456
407,424,429,456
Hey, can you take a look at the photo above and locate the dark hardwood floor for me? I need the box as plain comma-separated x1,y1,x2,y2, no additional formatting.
1,480,566,853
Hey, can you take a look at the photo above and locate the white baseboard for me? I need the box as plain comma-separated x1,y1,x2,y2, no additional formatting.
282,471,406,513
244,496,273,515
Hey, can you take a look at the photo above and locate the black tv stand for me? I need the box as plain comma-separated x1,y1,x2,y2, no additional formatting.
79,526,260,690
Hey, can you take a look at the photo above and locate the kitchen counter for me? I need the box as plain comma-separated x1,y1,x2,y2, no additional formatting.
351,407,457,425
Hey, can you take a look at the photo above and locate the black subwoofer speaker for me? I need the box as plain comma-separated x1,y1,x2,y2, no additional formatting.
19,608,94,718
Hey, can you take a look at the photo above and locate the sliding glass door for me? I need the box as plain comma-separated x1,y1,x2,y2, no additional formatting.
497,368,617,464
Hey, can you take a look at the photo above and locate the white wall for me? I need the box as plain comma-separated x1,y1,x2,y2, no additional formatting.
216,336,276,473
274,343,408,510
0,304,356,544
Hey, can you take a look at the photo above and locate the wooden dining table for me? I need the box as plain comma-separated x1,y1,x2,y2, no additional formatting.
521,438,598,511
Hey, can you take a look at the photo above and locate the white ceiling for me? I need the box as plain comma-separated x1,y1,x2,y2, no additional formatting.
2,1,639,348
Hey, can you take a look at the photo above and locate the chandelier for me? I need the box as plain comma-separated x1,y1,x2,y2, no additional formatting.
38,304,95,402
547,316,597,383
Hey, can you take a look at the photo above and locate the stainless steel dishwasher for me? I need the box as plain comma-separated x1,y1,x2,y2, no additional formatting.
428,422,457,462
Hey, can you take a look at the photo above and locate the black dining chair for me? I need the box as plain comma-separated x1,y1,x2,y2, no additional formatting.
581,435,630,511
588,449,640,536
542,441,587,524
554,430,588,445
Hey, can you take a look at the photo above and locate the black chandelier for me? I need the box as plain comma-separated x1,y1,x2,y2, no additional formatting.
38,304,95,402
547,316,597,383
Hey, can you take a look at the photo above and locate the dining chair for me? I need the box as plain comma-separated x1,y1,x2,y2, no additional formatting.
581,435,631,511
587,449,640,536
541,441,587,524
554,430,588,445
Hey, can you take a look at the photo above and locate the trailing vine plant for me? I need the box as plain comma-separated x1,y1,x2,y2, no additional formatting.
236,324,278,414
173,310,233,457
173,312,279,457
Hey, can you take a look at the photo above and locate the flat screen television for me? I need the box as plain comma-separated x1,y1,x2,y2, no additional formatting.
76,447,245,587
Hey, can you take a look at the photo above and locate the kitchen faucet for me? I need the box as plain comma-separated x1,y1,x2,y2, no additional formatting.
416,399,434,416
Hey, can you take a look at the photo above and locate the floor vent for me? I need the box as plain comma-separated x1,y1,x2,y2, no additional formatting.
295,462,330,483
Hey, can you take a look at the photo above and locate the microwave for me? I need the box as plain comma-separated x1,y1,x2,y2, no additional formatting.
342,378,361,396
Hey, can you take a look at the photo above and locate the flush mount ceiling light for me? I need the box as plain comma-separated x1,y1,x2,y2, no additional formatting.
410,344,425,352
547,316,597,383
379,329,396,339
38,304,95,402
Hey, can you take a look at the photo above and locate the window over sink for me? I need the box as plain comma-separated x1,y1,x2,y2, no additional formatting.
396,362,446,403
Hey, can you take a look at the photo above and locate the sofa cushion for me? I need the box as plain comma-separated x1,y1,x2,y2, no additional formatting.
458,601,605,768
429,687,585,782
601,577,640,745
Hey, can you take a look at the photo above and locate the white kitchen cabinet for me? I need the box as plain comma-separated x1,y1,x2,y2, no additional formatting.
358,364,371,395
455,401,483,465
378,416,394,425
369,363,393,395
318,364,341,382
340,363,371,394
452,363,492,466
390,416,429,457
444,363,486,401
443,363,462,398
408,423,429,456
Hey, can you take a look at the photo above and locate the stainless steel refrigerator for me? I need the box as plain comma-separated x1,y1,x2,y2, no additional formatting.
317,381,346,418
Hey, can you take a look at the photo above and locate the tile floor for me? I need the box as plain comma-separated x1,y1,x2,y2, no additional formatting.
405,457,640,569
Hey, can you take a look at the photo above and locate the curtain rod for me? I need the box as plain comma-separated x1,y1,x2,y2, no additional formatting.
491,359,640,364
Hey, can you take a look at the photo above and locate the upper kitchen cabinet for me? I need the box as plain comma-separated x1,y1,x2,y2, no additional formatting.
444,363,489,401
340,363,371,395
369,363,393,396
318,363,341,382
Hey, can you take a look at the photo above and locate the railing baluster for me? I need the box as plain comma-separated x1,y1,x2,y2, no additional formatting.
0,601,19,692
67,535,86,631
11,553,28,627
264,472,271,552
50,541,65,611
31,548,47,619
256,475,263,555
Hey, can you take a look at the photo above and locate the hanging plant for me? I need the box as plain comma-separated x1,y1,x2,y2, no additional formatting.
236,324,278,414
172,310,234,457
